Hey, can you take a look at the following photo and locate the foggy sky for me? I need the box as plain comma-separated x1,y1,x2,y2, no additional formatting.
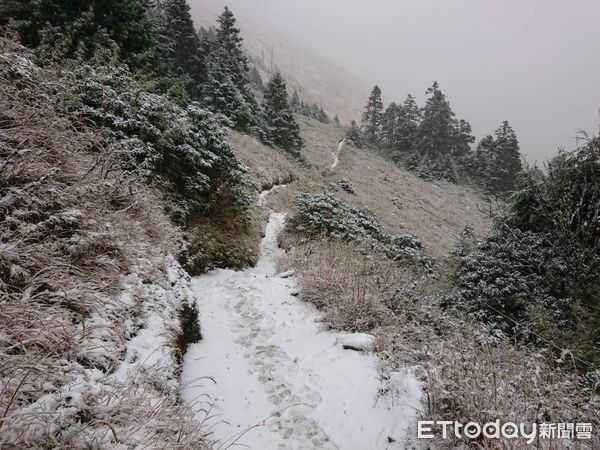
207,0,600,162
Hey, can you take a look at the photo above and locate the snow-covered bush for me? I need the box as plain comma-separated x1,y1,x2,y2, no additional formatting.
290,193,423,261
452,137,600,366
58,63,251,221
338,177,355,194
509,137,600,255
452,230,581,336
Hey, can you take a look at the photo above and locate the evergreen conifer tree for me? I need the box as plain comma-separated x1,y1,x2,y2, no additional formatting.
413,82,456,158
394,94,422,155
263,72,303,153
488,121,522,193
381,102,401,148
248,66,263,89
215,6,248,90
346,120,363,149
451,119,475,157
290,89,301,111
201,7,265,134
469,121,522,194
160,0,206,98
361,85,384,145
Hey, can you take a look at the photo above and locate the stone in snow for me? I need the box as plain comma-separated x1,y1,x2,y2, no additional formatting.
336,333,376,352
277,269,295,278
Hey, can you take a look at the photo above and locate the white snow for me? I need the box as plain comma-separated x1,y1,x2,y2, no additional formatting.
335,333,376,352
182,204,422,448
258,183,287,207
331,138,347,169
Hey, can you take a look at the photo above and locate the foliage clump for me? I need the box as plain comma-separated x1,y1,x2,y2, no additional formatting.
290,193,423,261
338,178,355,194
59,63,250,221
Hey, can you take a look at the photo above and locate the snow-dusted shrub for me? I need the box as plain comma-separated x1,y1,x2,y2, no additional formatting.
509,137,600,257
391,197,403,209
58,64,250,220
452,230,578,334
452,138,600,365
290,193,423,261
338,177,355,194
451,226,600,373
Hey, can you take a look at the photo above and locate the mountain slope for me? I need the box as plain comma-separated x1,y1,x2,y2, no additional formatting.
230,116,490,258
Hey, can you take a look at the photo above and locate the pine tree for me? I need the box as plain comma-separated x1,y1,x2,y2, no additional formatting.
381,102,401,148
468,134,495,180
346,120,363,149
263,72,303,153
290,89,301,110
469,121,522,195
413,82,456,158
488,121,522,193
394,94,422,155
160,0,206,99
215,6,248,91
361,85,384,145
451,119,475,157
248,66,263,89
201,7,266,134
201,58,252,127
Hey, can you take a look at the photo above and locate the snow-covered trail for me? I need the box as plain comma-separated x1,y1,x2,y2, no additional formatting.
181,192,421,449
331,138,346,169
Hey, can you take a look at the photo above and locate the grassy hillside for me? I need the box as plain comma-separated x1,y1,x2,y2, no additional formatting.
231,115,490,258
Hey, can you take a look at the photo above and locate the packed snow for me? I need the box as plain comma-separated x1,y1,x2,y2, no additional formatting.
335,333,376,352
331,138,347,169
182,191,422,449
258,183,287,207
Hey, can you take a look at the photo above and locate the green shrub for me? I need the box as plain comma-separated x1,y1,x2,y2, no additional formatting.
290,193,423,261
58,64,250,220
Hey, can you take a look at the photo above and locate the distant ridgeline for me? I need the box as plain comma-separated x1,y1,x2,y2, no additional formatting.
351,83,523,196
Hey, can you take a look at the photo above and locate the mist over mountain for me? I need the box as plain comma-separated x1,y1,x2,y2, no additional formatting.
189,0,600,163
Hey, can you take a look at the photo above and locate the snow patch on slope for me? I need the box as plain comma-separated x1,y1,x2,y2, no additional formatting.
331,138,347,169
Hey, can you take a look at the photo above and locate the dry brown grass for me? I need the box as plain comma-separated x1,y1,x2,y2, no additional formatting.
279,239,418,332
0,40,210,448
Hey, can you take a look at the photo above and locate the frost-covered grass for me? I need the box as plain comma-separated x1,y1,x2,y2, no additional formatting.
280,239,421,333
0,40,210,448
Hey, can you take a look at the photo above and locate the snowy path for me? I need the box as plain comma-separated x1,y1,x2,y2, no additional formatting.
331,138,347,169
181,194,421,449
